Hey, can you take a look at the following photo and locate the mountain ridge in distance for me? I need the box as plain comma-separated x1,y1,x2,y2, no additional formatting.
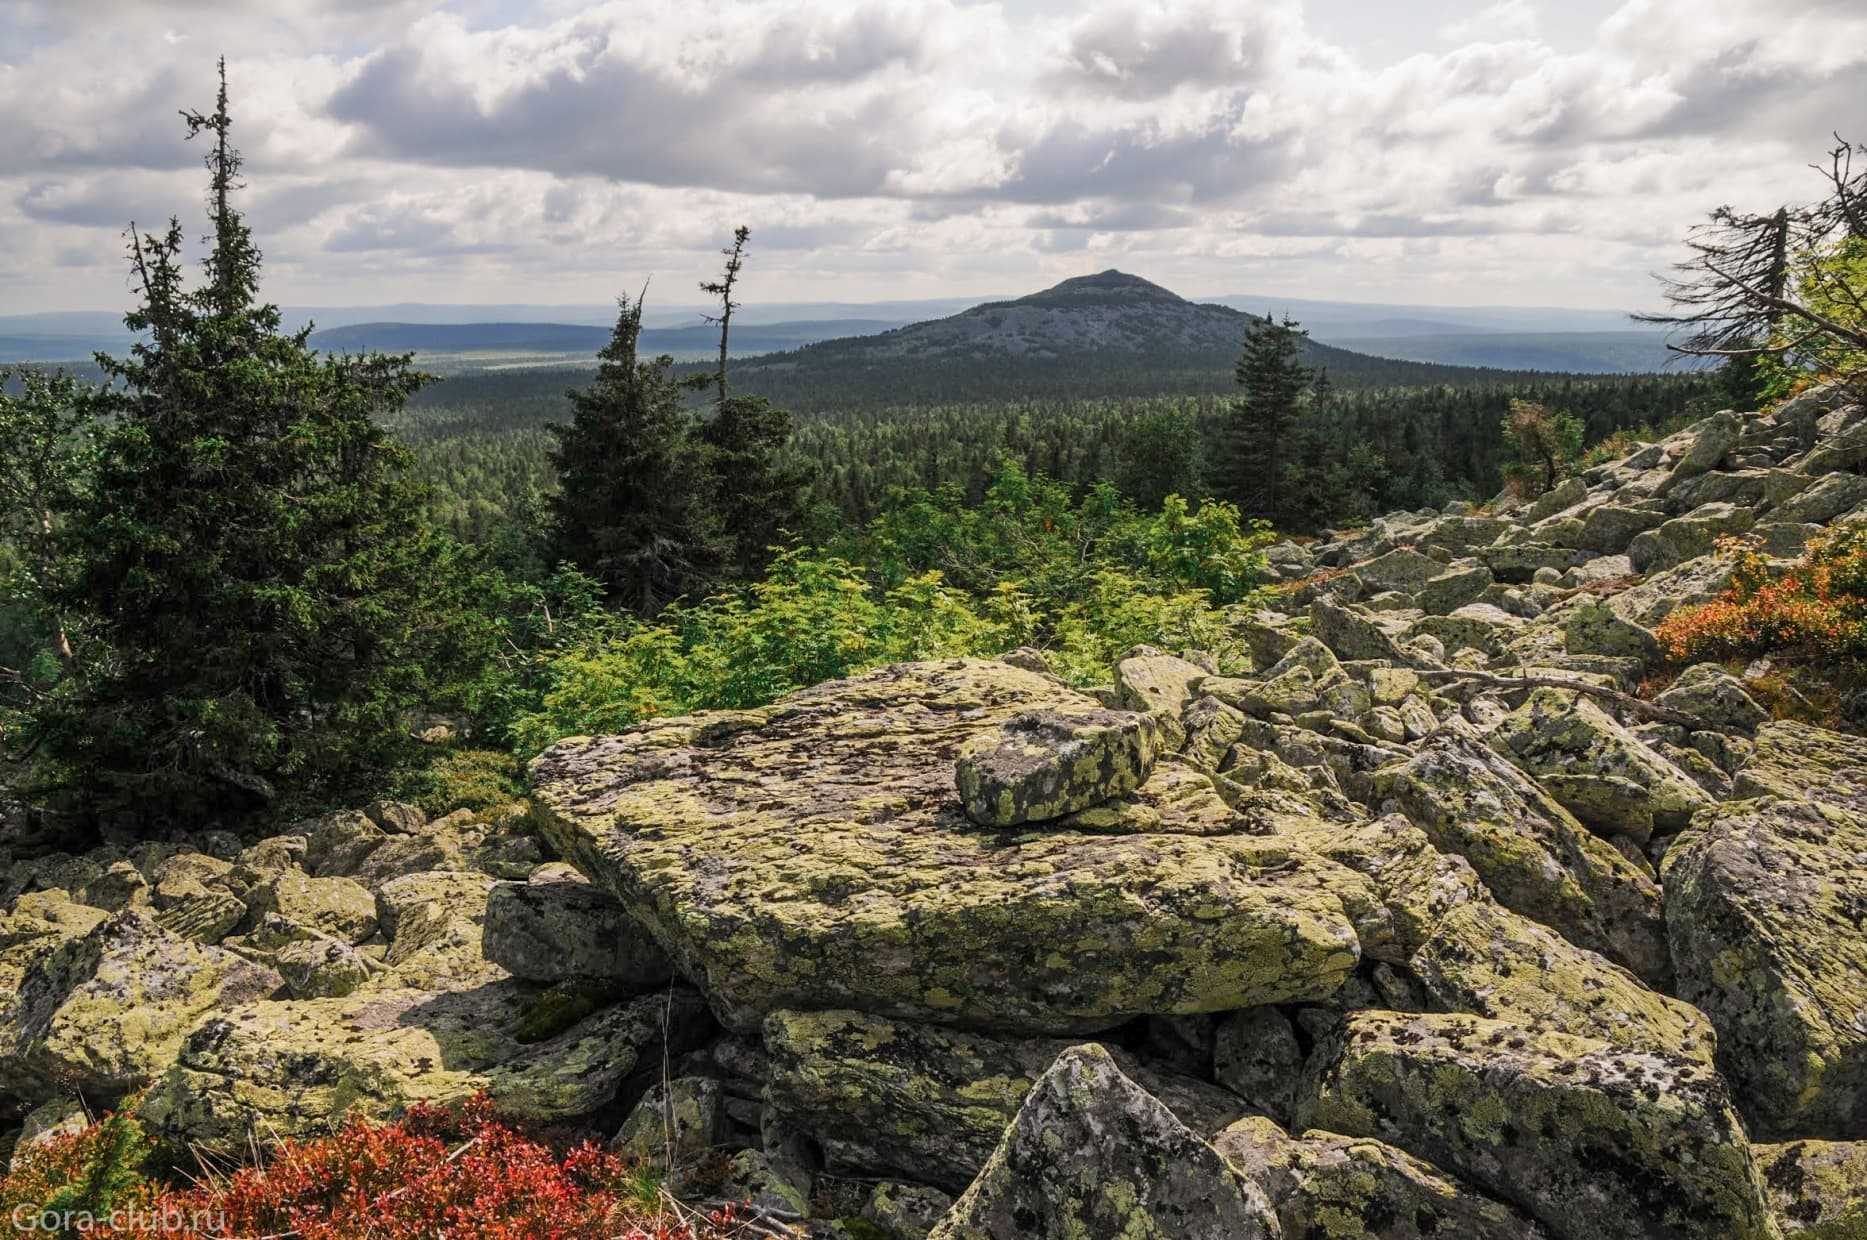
681,269,1675,411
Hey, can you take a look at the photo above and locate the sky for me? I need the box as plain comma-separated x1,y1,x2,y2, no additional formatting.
1,0,1863,317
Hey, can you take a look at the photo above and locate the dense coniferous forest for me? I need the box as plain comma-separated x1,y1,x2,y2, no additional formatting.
395,370,1720,544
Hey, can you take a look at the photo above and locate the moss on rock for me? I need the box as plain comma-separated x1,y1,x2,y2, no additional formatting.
1413,900,1716,1062
761,1008,1244,1194
1374,727,1669,986
136,984,711,1149
1756,1139,1867,1239
1664,793,1867,1139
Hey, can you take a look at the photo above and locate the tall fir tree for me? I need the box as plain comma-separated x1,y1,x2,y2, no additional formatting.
547,292,722,613
1227,313,1313,522
41,62,457,815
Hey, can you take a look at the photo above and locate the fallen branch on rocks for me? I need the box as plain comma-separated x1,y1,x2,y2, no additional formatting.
1412,668,1712,730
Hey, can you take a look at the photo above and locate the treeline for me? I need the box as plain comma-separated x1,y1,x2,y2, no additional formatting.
665,323,1652,413
401,370,1719,546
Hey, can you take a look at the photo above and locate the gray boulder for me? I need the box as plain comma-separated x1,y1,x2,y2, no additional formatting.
1299,1011,1777,1240
482,867,674,986
929,1044,1279,1240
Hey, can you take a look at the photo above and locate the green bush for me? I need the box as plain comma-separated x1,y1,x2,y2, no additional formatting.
499,465,1270,758
390,747,526,818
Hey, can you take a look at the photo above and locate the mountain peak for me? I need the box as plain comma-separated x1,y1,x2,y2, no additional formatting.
1009,269,1187,310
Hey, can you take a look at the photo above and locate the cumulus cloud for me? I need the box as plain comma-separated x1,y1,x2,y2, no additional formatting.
2,0,1864,312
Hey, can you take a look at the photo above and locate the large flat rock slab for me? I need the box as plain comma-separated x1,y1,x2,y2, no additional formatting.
531,659,1371,1035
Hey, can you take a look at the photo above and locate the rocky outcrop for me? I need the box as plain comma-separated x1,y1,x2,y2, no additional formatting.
1374,728,1669,984
1664,783,1867,1138
1213,1113,1547,1239
760,1007,1244,1193
0,910,281,1102
8,392,1867,1236
531,659,1373,1035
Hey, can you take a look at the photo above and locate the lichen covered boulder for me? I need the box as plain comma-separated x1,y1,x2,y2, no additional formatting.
531,659,1371,1034
1299,1011,1777,1240
610,1075,724,1160
1412,900,1716,1062
245,871,379,943
1755,1139,1867,1239
1488,688,1712,842
0,910,282,1102
928,1044,1280,1240
955,707,1161,826
1732,721,1867,813
137,984,711,1148
1212,1113,1548,1240
482,868,673,986
1374,728,1669,985
1663,793,1867,1138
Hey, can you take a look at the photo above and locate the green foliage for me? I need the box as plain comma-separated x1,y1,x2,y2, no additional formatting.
1498,398,1585,496
1,1111,156,1236
698,393,809,582
851,461,1269,608
0,367,91,713
1113,406,1203,508
1047,569,1240,684
504,463,1272,757
25,70,483,818
389,747,525,818
505,551,1019,757
1799,232,1867,393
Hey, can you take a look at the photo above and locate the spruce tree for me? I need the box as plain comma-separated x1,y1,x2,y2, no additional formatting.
547,293,722,613
700,393,808,580
1227,313,1313,522
42,63,453,815
690,227,806,581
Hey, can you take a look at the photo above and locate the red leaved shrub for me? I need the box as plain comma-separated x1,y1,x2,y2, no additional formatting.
1656,528,1867,665
1,1096,748,1240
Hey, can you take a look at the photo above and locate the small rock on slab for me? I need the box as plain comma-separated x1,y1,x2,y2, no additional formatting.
955,708,1162,827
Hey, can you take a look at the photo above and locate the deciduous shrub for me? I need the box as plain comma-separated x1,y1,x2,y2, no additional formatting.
1656,529,1867,665
0,1096,744,1240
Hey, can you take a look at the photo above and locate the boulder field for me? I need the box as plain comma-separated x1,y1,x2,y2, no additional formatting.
4,384,1867,1237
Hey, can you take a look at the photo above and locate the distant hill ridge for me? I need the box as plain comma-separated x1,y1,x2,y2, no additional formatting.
696,269,1609,410
305,318,900,358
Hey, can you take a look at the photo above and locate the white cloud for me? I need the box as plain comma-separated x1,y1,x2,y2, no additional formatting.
1441,0,1541,44
1,0,1864,313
